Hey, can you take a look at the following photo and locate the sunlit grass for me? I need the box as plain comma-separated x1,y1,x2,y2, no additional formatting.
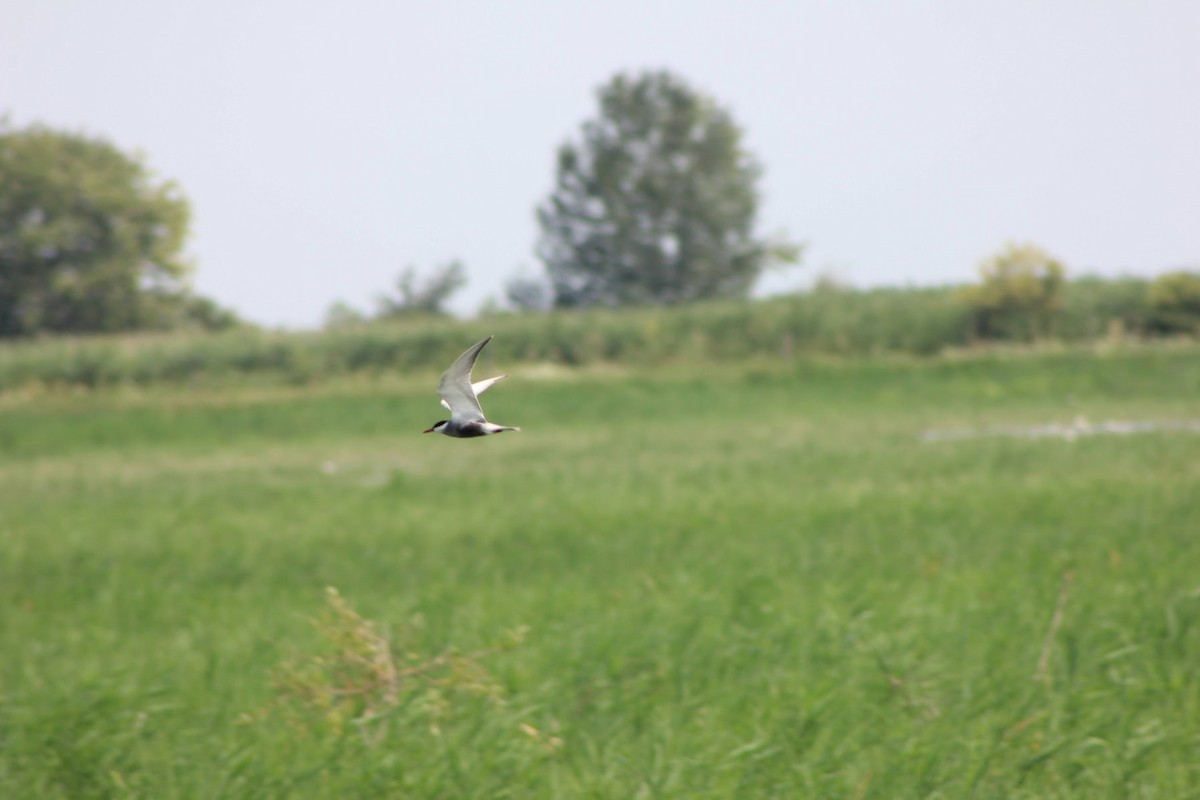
2,347,1199,797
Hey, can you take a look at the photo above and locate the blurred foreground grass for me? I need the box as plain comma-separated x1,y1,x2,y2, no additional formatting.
2,345,1199,797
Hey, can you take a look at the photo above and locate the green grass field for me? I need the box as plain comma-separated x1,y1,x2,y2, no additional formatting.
2,344,1199,798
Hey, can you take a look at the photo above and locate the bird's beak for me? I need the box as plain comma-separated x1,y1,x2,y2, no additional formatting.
422,426,435,433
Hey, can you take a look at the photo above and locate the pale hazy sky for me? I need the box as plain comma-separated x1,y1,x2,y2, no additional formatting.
4,1,1198,328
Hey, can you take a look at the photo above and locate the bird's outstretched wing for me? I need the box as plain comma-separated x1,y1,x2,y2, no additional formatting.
436,336,493,423
440,374,508,411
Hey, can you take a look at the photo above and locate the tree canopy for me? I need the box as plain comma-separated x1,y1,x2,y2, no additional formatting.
536,70,798,309
0,121,232,337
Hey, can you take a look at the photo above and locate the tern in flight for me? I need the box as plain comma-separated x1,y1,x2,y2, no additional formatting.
423,336,520,437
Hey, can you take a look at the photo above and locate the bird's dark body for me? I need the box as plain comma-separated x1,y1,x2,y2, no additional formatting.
454,421,490,438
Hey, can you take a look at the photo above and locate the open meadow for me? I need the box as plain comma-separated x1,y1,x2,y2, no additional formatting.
2,343,1199,798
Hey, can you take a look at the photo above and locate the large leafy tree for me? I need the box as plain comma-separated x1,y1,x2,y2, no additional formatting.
537,70,797,308
0,121,196,336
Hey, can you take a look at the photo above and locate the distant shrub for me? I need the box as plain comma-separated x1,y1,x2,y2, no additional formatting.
1059,275,1150,339
1146,271,1200,335
377,261,468,318
959,243,1066,341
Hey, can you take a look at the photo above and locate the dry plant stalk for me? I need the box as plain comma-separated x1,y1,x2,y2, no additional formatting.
272,586,526,740
1035,571,1074,686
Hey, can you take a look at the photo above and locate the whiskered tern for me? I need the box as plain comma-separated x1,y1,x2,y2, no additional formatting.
423,336,520,437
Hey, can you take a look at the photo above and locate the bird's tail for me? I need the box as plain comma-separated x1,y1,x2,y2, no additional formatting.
472,374,509,396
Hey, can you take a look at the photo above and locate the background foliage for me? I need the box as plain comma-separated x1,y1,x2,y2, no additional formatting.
0,121,239,337
537,70,798,308
958,242,1067,341
5,271,1198,392
375,260,467,319
1146,270,1200,335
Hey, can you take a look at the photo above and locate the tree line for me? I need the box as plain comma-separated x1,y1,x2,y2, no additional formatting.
2,71,1197,341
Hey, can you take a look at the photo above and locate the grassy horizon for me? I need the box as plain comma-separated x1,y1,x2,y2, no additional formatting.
0,272,1172,392
2,345,1199,797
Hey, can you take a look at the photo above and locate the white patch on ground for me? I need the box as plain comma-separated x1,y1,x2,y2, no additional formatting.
921,417,1200,443
318,458,404,487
